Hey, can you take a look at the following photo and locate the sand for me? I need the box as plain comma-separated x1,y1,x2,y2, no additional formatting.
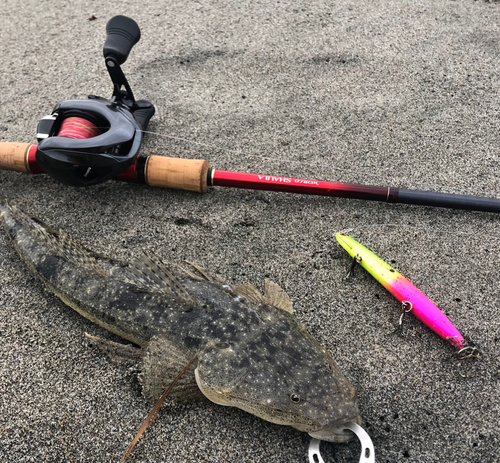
1,1,499,462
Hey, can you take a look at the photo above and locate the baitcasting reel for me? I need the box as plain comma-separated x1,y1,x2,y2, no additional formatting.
35,15,155,187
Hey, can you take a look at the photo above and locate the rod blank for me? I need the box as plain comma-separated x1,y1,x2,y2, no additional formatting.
210,169,500,213
393,188,500,212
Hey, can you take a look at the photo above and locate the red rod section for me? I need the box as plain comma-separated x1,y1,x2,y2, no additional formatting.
211,170,393,201
25,142,141,182
26,144,43,173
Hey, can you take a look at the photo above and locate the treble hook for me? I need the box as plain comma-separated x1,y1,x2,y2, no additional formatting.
345,254,363,279
398,301,414,326
455,346,480,362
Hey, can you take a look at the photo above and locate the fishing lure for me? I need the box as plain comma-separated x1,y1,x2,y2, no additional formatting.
335,233,472,352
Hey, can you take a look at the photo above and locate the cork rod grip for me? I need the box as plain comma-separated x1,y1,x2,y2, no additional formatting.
0,142,33,173
145,156,209,193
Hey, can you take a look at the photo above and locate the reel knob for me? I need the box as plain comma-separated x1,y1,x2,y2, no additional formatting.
103,15,141,65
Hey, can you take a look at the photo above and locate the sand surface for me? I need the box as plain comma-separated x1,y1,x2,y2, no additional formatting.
1,1,499,462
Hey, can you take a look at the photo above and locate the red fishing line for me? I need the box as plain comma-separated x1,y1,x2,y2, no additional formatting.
58,117,101,139
26,117,100,174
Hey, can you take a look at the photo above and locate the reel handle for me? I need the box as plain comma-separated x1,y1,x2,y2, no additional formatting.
103,15,141,65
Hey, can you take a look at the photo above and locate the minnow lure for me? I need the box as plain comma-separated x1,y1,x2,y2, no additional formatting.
335,233,466,350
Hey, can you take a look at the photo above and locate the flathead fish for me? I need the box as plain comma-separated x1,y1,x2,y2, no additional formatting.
1,203,361,442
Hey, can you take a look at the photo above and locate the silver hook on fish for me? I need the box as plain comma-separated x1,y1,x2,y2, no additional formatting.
308,422,375,463
399,301,413,326
345,254,363,279
308,439,325,463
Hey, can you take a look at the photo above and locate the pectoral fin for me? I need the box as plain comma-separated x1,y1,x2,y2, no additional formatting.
139,337,201,402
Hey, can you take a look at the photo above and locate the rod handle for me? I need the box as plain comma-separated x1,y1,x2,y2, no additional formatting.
103,16,141,65
145,156,209,193
0,142,32,173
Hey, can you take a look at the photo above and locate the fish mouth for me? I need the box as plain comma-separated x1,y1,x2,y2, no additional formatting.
307,414,363,443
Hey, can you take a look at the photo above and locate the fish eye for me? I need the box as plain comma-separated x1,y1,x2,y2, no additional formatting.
290,393,301,403
326,357,337,372
215,342,230,349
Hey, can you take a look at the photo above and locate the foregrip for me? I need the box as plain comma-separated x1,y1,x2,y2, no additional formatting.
144,156,209,193
0,142,33,173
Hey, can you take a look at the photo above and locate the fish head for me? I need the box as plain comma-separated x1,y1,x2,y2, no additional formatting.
195,308,361,442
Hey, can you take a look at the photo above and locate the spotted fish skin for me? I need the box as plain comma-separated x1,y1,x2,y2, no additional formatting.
0,203,361,442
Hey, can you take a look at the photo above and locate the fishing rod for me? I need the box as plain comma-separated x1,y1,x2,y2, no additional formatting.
1,16,499,214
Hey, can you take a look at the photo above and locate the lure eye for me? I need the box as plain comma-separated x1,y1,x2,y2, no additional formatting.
290,393,301,403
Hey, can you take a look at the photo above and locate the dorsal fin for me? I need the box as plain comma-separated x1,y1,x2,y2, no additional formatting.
232,283,266,304
183,261,228,285
264,279,293,313
232,280,293,313
126,253,197,306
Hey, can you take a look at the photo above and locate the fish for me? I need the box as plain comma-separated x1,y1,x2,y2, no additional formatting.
1,202,361,443
335,233,465,349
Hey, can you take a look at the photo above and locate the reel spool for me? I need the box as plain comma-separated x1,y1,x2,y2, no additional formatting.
35,15,155,187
